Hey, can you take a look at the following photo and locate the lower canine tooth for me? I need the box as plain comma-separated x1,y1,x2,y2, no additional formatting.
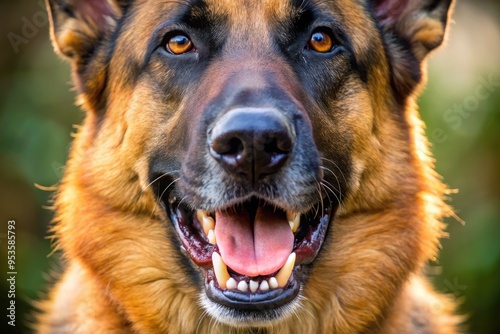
226,277,237,290
249,280,259,293
238,281,248,292
212,252,230,289
269,277,279,289
275,252,296,288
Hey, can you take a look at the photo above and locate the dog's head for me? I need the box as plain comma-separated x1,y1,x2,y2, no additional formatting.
48,0,453,330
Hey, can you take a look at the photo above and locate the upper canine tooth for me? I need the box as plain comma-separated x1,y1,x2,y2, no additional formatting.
208,229,216,245
212,252,230,289
275,252,296,288
196,209,208,222
287,212,301,233
203,216,215,235
196,210,215,235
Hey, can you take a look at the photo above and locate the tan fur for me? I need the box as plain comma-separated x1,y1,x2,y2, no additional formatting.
38,0,459,333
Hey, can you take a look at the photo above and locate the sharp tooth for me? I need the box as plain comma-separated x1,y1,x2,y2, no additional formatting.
196,209,208,223
287,212,301,233
275,252,296,288
208,229,216,245
226,277,237,290
269,277,279,289
260,280,269,291
203,216,215,235
197,210,215,235
249,280,259,293
212,252,230,289
237,281,248,292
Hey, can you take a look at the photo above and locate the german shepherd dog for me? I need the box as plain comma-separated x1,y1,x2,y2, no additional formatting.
39,0,459,332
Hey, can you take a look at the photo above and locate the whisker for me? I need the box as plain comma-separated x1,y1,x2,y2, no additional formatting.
321,181,341,206
141,170,180,194
158,178,181,202
176,196,189,210
315,182,325,217
320,158,347,201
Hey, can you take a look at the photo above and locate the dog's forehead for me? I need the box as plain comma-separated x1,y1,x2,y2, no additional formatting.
134,0,368,29
128,0,376,52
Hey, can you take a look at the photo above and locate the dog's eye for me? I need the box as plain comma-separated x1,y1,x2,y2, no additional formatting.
166,34,194,55
307,31,334,53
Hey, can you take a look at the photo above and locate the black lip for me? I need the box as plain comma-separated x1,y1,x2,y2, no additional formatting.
206,275,300,311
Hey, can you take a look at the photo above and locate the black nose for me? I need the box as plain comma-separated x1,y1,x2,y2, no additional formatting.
208,108,295,182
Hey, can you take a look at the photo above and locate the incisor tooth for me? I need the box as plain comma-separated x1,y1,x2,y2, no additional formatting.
275,252,296,288
249,280,259,293
287,212,301,233
226,277,237,290
212,252,230,289
208,229,216,244
260,280,270,291
238,281,248,292
269,277,279,289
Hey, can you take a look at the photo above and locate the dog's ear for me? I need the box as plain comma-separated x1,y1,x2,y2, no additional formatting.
373,0,454,61
46,0,129,111
46,0,127,64
371,0,454,98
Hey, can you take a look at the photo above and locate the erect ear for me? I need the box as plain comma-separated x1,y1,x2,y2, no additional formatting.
46,0,129,111
46,0,127,64
373,0,454,61
371,0,454,99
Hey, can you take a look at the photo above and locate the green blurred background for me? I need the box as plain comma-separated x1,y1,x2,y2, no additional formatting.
0,1,499,333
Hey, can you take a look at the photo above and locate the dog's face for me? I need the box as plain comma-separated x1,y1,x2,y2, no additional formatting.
48,0,453,330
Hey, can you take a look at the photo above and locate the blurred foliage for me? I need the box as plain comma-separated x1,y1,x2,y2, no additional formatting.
0,1,499,333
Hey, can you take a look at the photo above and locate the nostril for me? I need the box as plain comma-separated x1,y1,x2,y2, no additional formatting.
211,136,245,156
266,136,293,154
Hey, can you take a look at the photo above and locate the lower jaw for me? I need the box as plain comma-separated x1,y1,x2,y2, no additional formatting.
200,281,302,327
205,265,303,310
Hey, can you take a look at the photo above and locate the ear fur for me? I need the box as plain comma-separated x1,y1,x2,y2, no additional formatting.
46,0,129,112
372,0,455,99
46,0,127,63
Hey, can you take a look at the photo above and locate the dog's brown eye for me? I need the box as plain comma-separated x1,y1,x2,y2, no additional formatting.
308,31,334,53
166,34,194,55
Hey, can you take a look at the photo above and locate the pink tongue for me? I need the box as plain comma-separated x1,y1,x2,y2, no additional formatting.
215,205,294,277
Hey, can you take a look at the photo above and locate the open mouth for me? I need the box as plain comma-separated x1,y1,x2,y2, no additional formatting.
161,189,337,314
